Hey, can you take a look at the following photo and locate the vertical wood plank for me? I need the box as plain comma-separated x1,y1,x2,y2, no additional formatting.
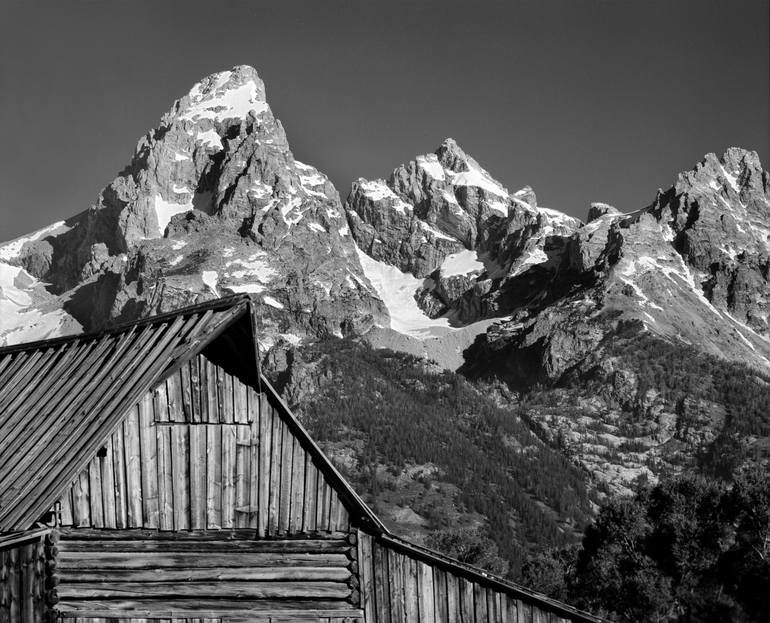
219,364,234,424
112,424,128,529
334,488,349,534
323,480,333,534
520,600,533,623
192,355,206,424
234,420,251,529
258,392,272,537
487,589,499,623
124,405,144,527
459,577,474,623
302,456,317,533
474,583,488,622
233,376,248,424
244,390,258,531
21,543,33,623
418,560,436,623
163,375,179,422
171,423,190,530
289,436,305,533
0,550,8,620
205,357,218,424
317,480,329,534
74,468,90,527
358,530,376,623
279,418,293,535
328,488,340,533
33,540,44,623
138,392,158,529
404,554,419,622
433,567,448,623
390,549,406,623
156,422,173,530
153,383,169,423
247,384,259,424
268,404,282,536
59,489,73,527
445,570,460,623
206,424,222,529
374,540,392,623
221,424,236,528
8,547,19,623
100,436,116,529
189,424,207,529
180,361,194,422
504,595,520,623
87,459,104,528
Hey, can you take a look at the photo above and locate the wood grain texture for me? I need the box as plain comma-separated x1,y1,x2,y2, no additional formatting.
52,353,350,536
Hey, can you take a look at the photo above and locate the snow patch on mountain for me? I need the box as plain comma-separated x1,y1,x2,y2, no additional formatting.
178,71,268,122
446,165,507,197
416,154,445,180
355,246,453,339
441,250,484,277
194,129,223,151
153,195,193,236
0,221,70,261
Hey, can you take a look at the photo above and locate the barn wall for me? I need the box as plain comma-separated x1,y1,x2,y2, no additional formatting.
0,538,47,623
60,618,361,623
54,529,361,621
53,353,349,535
356,531,574,623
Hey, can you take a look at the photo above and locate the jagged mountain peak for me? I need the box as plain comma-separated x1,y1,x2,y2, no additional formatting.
169,65,267,123
0,65,386,347
434,137,472,172
674,147,765,199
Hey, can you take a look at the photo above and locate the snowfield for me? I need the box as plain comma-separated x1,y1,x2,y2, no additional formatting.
355,246,455,339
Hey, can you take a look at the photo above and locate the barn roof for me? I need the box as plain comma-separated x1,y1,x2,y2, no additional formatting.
0,296,253,531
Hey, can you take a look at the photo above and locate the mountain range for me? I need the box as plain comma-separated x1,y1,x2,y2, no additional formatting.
2,64,769,575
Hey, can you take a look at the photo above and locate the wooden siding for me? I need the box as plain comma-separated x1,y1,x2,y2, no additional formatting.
155,354,251,424
53,355,349,535
54,529,361,621
0,303,247,533
356,531,573,623
0,538,47,623
60,618,362,623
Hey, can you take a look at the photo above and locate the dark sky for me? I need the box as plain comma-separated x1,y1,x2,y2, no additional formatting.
1,0,768,241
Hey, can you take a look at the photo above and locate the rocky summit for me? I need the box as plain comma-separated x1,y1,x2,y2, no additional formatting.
2,64,770,498
0,65,385,349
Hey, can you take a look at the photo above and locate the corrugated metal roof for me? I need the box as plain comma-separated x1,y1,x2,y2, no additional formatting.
0,296,250,531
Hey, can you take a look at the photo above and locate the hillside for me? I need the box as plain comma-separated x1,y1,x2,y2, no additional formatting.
266,337,596,577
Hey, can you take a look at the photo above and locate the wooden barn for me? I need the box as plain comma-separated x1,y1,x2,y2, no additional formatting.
0,295,603,623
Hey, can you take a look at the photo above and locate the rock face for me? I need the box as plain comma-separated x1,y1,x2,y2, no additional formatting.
0,65,387,348
345,144,770,495
347,138,583,339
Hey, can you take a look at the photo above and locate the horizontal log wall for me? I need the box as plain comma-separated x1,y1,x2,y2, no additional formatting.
0,539,46,623
53,355,349,535
54,531,362,621
61,617,363,623
357,531,573,623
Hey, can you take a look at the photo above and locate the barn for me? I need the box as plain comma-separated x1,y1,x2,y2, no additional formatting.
0,294,602,623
